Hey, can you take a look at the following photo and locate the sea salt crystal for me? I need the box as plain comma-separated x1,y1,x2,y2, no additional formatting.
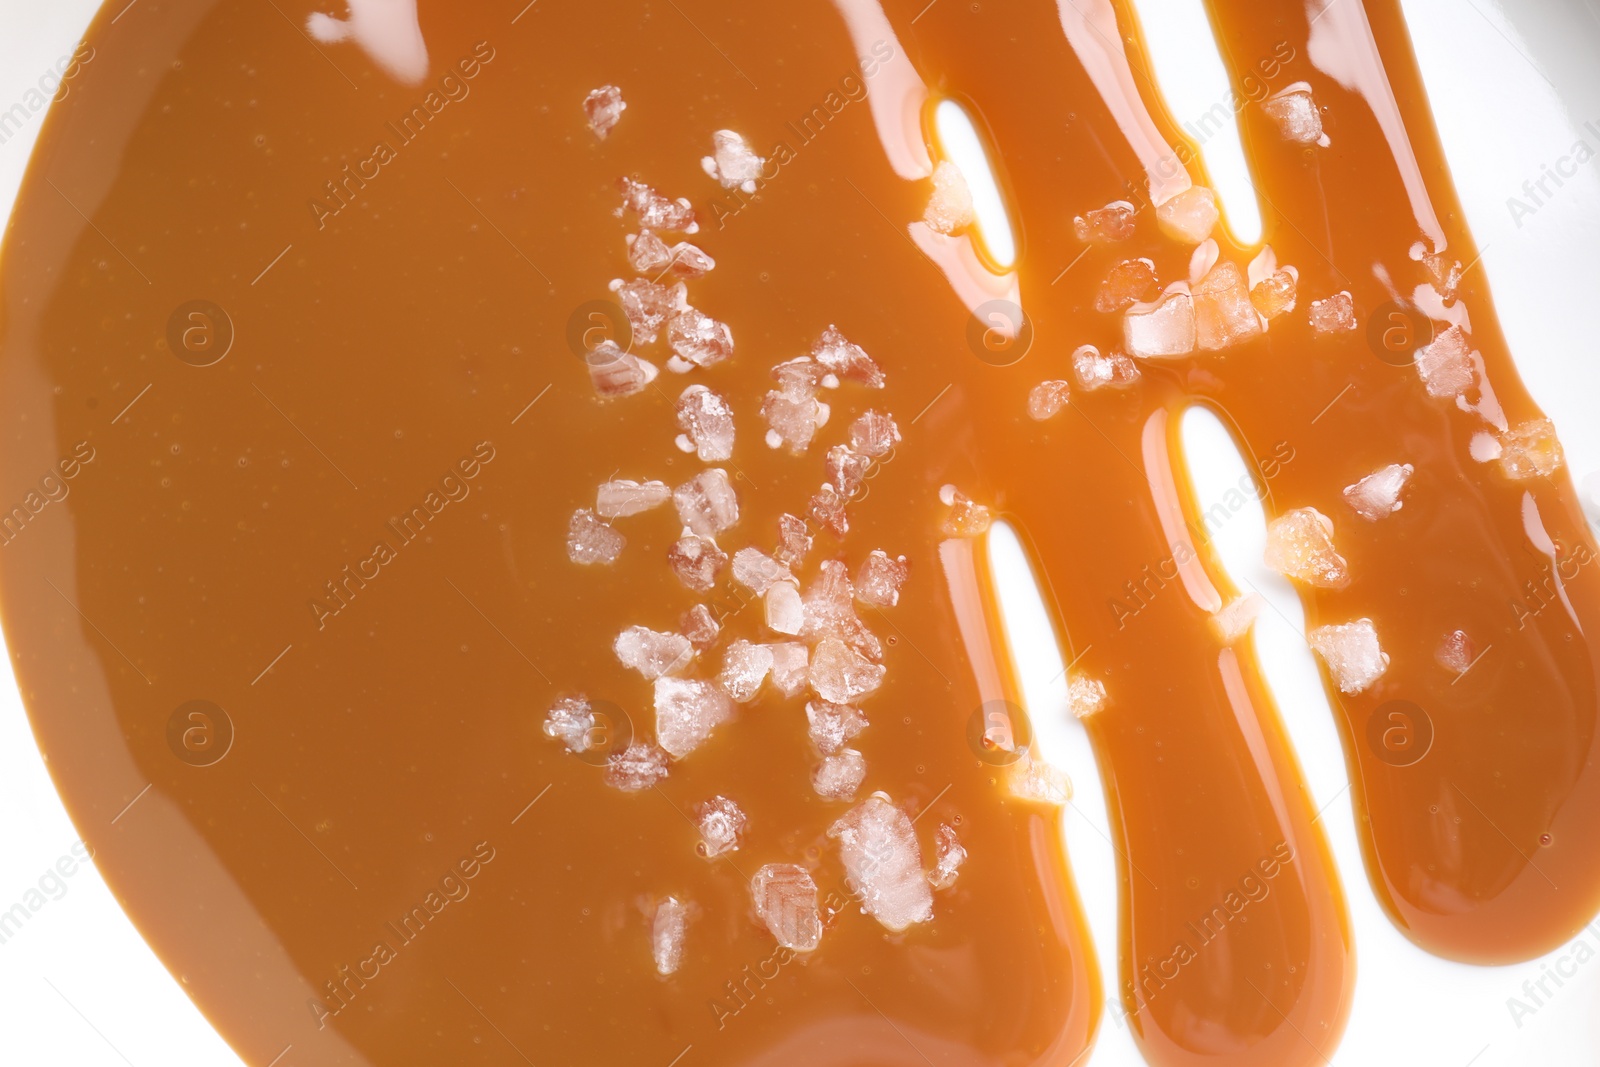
1213,594,1264,643
1263,89,1323,145
666,307,734,370
1499,419,1564,479
673,469,739,538
1250,269,1298,319
1155,186,1218,244
668,534,727,592
775,513,813,567
1009,752,1071,804
674,385,735,462
652,897,687,976
597,478,671,519
1193,261,1263,350
751,864,822,952
1344,463,1414,521
680,604,720,648
762,365,830,453
543,695,594,753
764,581,805,635
1423,252,1463,304
928,824,966,890
568,508,625,564
1308,619,1389,694
855,550,908,607
813,748,867,800
584,85,626,139
606,741,669,791
1072,345,1140,390
807,699,868,755
940,486,992,537
1124,290,1196,358
1027,380,1072,421
732,548,793,595
654,677,734,758
1309,291,1357,334
1073,200,1136,244
718,639,774,702
1066,675,1107,719
587,341,658,398
849,410,901,457
1414,325,1476,399
812,326,885,388
826,445,872,497
618,177,698,234
1096,259,1159,313
766,643,809,696
1264,507,1350,589
702,129,765,192
1436,630,1476,674
828,794,933,932
615,626,695,680
924,160,974,234
810,636,885,703
808,485,850,538
618,279,687,345
627,230,672,274
695,795,747,858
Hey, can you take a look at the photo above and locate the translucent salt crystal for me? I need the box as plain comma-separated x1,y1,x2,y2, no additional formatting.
813,748,867,800
923,160,974,234
597,478,671,519
1155,186,1218,244
1124,290,1196,358
732,548,793,595
940,486,992,537
1213,594,1264,643
615,626,694,680
928,824,966,890
654,677,734,758
1308,291,1357,334
849,410,901,458
587,341,659,398
1095,258,1159,313
1027,380,1072,421
1499,419,1564,480
584,85,626,139
1436,630,1476,674
800,561,873,652
767,643,810,696
543,695,594,753
1073,200,1136,244
764,581,805,635
680,604,720,648
1343,463,1414,521
810,636,885,703
855,550,908,608
751,864,822,952
1423,252,1462,304
1189,238,1220,285
618,279,688,345
808,485,850,538
702,129,765,191
827,794,933,932
668,534,727,592
1071,345,1141,390
718,639,774,702
807,699,869,755
673,469,739,538
1193,261,1263,350
695,795,747,858
772,357,828,390
1264,507,1350,589
1308,619,1389,694
606,741,669,791
652,897,687,976
1250,269,1298,319
674,385,735,462
568,508,625,564
1008,751,1071,805
812,325,885,388
775,513,813,567
1262,89,1322,145
627,230,672,274
762,367,829,454
618,177,698,234
1066,675,1107,719
666,307,734,369
1414,325,1476,399
826,445,872,497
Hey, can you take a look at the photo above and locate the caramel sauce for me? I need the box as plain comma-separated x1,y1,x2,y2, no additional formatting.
0,1,1595,1065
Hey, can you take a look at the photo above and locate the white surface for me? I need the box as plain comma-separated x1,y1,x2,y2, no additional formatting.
2,1,1599,1064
